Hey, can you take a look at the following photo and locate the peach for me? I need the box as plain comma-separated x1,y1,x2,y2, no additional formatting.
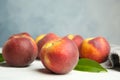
35,34,46,44
2,32,38,67
79,36,110,63
39,37,79,74
65,34,84,48
37,33,60,59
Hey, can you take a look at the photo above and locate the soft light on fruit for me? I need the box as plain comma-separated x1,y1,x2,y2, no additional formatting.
2,32,38,67
39,37,79,74
79,36,110,63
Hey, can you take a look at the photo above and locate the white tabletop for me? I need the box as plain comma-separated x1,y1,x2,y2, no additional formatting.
0,48,120,80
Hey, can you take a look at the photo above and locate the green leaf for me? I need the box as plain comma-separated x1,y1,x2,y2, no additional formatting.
0,53,4,62
74,58,107,72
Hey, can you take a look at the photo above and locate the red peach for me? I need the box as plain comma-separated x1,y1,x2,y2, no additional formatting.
65,34,84,48
37,33,60,59
79,36,110,63
2,32,38,67
39,37,79,74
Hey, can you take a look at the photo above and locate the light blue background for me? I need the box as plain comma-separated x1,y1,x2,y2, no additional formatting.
0,0,120,47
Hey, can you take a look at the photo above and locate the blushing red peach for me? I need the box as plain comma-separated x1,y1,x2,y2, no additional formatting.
37,33,60,59
79,36,110,63
2,32,38,67
65,34,84,48
39,37,79,74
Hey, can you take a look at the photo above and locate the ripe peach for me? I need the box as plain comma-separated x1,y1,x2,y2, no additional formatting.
37,33,60,59
39,37,79,74
35,34,46,44
79,36,110,63
65,34,84,48
2,32,38,67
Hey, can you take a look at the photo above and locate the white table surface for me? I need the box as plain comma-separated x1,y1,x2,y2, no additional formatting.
0,48,120,80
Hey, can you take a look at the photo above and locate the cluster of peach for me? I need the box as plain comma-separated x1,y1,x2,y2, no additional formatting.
2,32,110,74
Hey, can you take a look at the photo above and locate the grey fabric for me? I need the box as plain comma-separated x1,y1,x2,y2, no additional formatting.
109,44,120,68
102,44,120,69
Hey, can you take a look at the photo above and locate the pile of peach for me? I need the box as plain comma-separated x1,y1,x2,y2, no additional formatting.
2,32,110,74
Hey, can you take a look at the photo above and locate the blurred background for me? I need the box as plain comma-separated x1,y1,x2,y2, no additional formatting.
0,0,120,47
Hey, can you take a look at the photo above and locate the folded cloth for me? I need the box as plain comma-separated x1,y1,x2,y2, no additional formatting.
102,44,120,68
